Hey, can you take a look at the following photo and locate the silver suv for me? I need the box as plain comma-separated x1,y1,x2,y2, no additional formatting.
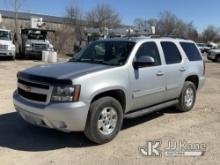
13,37,205,144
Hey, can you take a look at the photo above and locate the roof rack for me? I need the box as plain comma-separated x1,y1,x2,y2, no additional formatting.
148,34,186,39
164,35,186,39
124,34,186,39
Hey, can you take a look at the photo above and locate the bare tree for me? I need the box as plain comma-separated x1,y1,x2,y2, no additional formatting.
86,4,121,34
7,0,25,33
6,0,25,54
157,11,180,36
134,18,158,33
186,22,199,41
133,11,199,41
65,2,84,48
202,25,220,42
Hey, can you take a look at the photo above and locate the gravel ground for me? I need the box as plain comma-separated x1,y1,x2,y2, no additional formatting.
0,58,219,165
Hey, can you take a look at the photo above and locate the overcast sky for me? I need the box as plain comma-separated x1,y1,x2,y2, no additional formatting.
1,0,220,32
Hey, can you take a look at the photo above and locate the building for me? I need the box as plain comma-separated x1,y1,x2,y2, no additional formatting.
0,10,78,54
0,10,134,54
0,9,65,31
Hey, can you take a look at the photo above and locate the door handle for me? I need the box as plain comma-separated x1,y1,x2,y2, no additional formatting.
156,71,164,76
179,67,186,72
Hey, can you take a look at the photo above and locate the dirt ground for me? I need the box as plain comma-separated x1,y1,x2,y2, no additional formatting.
0,58,219,165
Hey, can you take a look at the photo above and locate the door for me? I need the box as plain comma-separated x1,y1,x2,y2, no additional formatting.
129,42,166,110
160,41,186,100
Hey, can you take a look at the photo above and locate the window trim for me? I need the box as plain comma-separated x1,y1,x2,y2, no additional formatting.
160,41,183,65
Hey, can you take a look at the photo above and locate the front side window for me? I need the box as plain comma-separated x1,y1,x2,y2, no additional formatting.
136,42,161,66
161,42,182,64
70,41,135,66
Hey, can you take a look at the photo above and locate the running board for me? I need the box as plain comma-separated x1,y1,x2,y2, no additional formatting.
124,100,179,119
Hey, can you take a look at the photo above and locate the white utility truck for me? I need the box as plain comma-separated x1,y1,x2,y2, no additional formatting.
0,29,16,60
18,17,55,59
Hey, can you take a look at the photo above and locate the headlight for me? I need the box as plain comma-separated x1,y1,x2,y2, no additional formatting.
51,85,81,102
25,44,31,48
25,44,32,50
9,45,16,51
48,44,54,51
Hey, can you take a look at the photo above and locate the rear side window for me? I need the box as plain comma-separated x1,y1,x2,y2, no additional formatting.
180,42,202,61
161,42,182,64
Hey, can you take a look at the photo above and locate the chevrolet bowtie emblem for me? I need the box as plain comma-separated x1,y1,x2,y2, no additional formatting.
23,85,31,92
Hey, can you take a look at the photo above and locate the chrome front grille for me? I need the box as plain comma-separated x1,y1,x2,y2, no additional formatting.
0,44,8,50
32,44,47,51
17,78,52,104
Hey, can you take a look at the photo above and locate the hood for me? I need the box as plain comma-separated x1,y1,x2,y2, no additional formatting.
20,62,113,81
210,49,220,53
0,40,12,45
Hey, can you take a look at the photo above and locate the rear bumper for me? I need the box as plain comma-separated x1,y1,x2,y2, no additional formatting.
13,91,90,132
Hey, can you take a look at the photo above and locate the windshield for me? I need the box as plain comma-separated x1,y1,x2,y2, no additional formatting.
70,41,135,66
27,30,47,40
197,43,205,47
0,31,11,41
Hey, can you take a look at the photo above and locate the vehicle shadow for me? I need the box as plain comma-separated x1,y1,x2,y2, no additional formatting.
0,112,94,151
0,56,14,61
0,107,180,152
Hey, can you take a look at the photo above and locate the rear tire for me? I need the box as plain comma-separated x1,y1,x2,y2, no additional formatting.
176,81,196,112
84,97,123,144
216,55,220,63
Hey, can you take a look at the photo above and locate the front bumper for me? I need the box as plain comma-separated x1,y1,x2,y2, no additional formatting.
13,91,89,132
25,50,43,57
0,50,15,57
207,54,216,60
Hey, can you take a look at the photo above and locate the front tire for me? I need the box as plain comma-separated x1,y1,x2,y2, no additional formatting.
176,81,196,112
85,97,123,144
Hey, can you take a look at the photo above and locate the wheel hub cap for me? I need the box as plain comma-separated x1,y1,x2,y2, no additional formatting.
184,87,194,107
98,107,118,135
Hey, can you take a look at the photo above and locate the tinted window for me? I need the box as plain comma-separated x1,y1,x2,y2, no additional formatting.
136,42,161,66
180,42,202,61
70,41,135,66
161,42,182,64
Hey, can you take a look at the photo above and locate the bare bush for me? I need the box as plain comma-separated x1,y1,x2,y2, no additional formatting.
54,25,75,54
202,25,220,42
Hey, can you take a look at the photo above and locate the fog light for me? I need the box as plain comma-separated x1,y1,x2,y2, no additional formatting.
52,120,67,129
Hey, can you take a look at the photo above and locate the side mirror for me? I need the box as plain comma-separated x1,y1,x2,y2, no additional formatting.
133,56,155,69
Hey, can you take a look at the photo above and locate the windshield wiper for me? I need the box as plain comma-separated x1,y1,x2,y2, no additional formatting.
70,58,89,62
